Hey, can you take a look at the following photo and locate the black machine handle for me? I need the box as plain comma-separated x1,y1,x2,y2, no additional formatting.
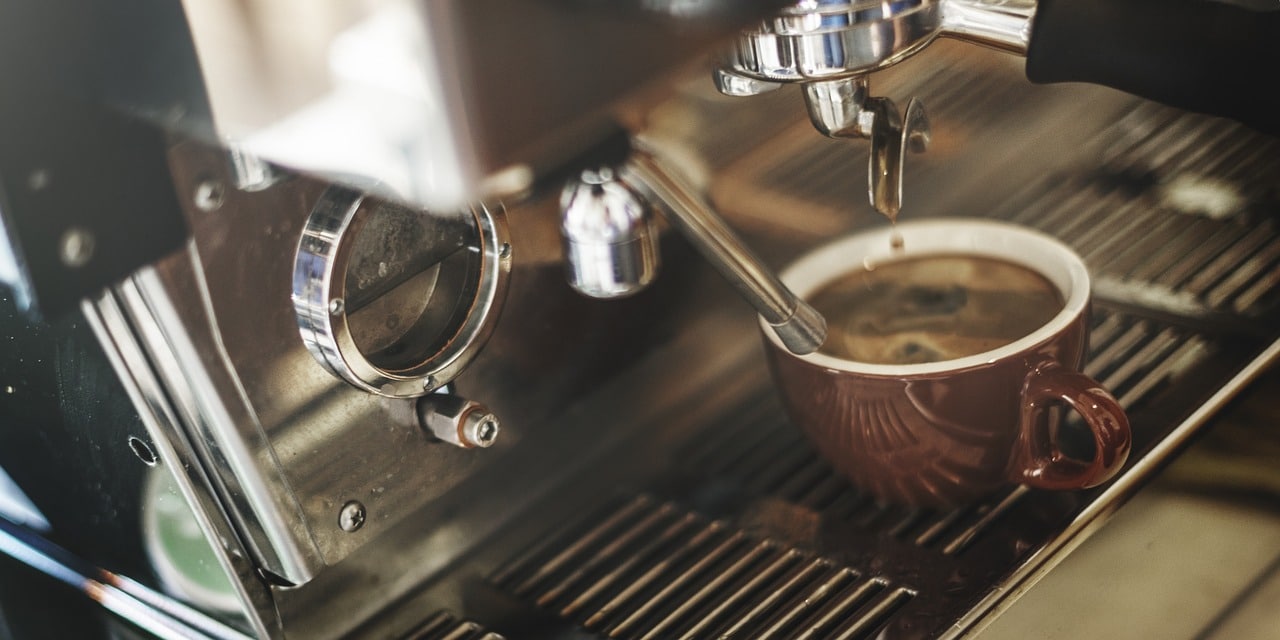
1026,0,1280,136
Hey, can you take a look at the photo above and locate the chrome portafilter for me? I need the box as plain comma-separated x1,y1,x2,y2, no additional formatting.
715,0,1035,216
718,0,1280,169
718,0,1035,86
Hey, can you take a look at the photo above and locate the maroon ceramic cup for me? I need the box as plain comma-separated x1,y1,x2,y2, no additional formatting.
762,219,1132,507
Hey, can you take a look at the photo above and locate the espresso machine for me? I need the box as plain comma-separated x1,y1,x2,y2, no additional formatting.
3,1,1280,638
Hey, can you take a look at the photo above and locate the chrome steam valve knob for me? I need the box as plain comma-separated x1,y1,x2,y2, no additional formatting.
560,166,661,299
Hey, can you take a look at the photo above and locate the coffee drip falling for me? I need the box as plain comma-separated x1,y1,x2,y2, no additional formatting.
865,97,930,252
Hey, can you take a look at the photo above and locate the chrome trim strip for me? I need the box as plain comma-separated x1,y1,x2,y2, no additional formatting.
1,507,253,640
82,291,282,639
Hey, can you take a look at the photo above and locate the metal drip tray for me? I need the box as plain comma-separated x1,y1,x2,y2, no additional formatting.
376,46,1280,640
492,494,917,640
477,302,1239,639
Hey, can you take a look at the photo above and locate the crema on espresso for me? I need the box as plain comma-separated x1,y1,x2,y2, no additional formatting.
808,254,1063,365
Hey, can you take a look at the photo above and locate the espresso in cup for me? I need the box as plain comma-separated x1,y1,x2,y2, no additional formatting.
762,219,1131,507
809,254,1064,365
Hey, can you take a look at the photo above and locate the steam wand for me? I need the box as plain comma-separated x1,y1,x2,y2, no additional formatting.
560,138,827,355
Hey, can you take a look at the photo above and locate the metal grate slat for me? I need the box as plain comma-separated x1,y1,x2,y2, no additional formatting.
602,530,749,637
404,612,504,640
637,539,778,640
491,495,921,640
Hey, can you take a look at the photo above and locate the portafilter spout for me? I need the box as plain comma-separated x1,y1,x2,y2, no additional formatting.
560,139,827,355
788,76,932,219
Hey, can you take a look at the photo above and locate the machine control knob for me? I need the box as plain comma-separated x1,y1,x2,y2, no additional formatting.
560,167,660,299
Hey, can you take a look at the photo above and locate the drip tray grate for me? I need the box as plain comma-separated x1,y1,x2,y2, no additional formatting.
487,302,1254,639
491,494,916,640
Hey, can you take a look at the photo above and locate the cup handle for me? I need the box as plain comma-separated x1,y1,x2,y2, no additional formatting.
1011,360,1133,491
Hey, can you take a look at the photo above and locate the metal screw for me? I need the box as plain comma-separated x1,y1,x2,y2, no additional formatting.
499,242,512,259
230,146,277,192
460,411,500,448
166,103,188,125
328,298,344,316
338,501,366,532
194,180,225,212
475,418,499,447
422,375,437,392
27,169,51,191
59,227,95,268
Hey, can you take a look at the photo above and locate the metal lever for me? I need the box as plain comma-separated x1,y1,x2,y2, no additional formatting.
620,142,827,355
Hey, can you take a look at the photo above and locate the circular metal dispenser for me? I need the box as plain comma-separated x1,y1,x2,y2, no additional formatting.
293,187,511,398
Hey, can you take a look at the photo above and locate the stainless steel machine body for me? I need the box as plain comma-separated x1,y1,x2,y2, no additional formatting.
2,1,1279,639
